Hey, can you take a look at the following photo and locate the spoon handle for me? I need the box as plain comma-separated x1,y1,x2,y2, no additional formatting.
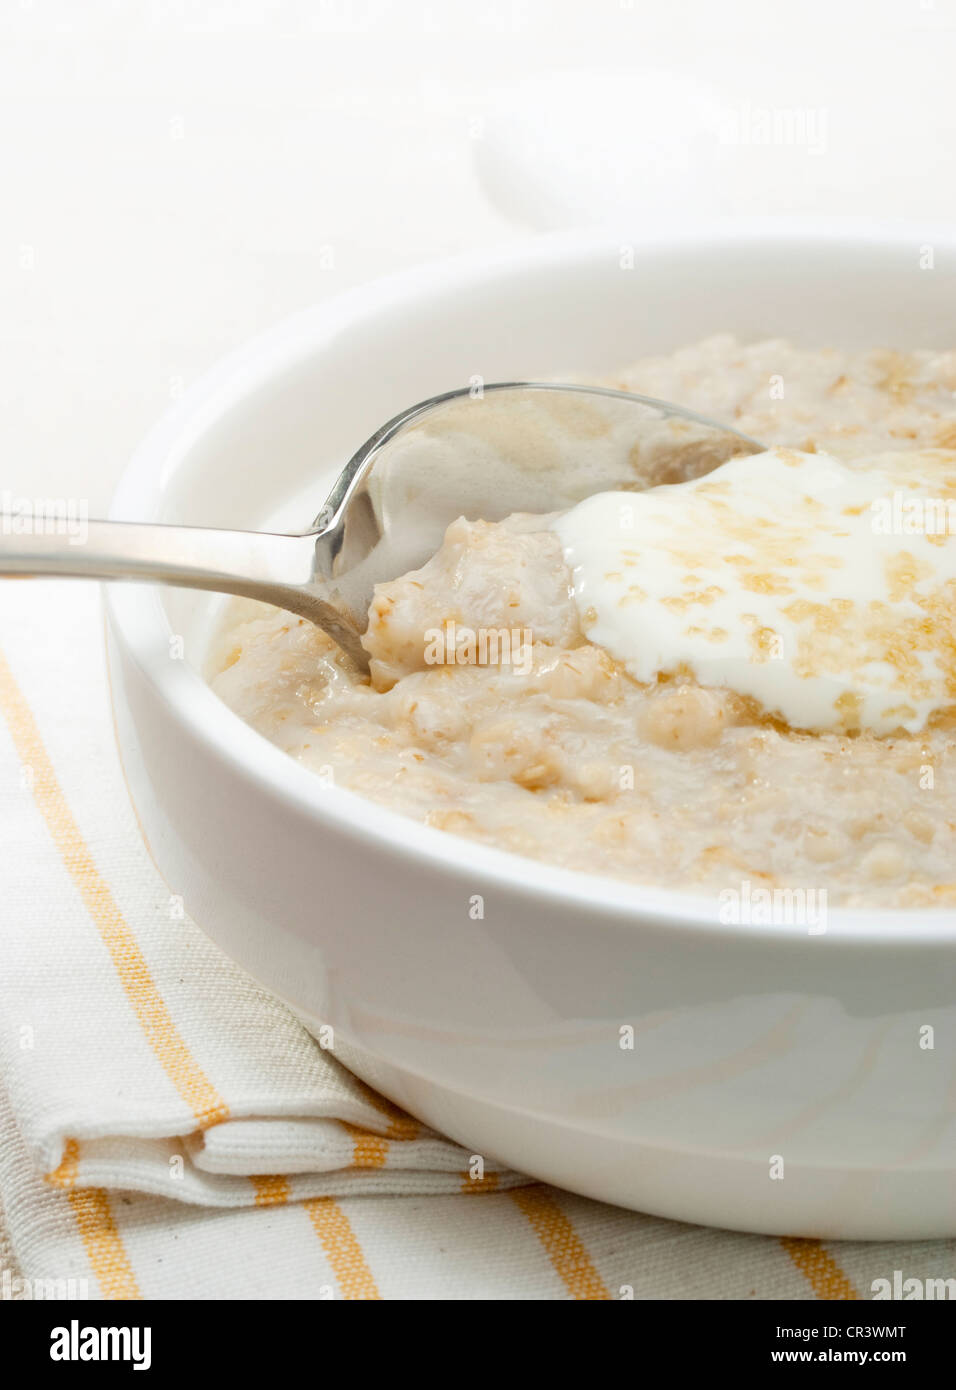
0,519,369,669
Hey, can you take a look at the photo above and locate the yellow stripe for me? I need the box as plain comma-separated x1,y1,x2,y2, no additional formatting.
68,1190,143,1301
304,1199,381,1300
0,650,229,1131
341,1121,390,1167
45,1136,81,1189
780,1237,860,1300
43,1139,141,1299
460,1169,500,1194
383,1116,419,1140
250,1175,292,1206
510,1187,611,1300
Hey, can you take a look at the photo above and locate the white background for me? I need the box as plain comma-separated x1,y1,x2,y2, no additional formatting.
2,0,955,509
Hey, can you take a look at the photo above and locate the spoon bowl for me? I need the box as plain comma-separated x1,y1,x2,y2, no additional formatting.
0,382,764,673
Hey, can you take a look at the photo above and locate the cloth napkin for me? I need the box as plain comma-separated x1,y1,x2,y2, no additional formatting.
0,580,951,1300
0,579,525,1205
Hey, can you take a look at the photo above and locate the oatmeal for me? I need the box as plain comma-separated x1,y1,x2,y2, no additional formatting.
210,337,956,907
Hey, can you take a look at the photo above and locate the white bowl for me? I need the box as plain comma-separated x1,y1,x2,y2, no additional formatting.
107,223,956,1239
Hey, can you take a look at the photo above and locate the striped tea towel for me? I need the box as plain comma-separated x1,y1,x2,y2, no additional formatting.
3,1077,954,1301
0,580,524,1208
0,580,952,1299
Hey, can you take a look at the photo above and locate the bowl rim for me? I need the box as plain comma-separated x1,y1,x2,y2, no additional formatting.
106,219,956,945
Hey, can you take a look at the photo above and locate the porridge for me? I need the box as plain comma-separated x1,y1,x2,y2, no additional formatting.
210,337,956,907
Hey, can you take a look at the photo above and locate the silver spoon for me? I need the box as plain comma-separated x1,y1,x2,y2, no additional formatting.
0,383,764,673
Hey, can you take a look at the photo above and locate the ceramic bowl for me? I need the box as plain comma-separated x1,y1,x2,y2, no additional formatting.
106,223,956,1238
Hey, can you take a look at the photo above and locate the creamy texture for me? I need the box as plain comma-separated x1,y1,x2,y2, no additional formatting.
210,337,956,907
554,448,956,736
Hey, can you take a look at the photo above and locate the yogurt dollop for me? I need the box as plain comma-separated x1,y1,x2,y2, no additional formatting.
552,447,956,735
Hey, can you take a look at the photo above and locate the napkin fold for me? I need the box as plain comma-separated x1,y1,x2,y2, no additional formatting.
0,580,521,1208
